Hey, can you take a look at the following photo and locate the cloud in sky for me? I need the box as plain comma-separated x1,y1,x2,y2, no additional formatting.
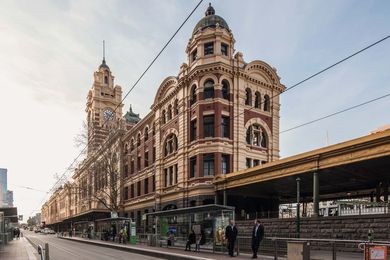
0,0,389,220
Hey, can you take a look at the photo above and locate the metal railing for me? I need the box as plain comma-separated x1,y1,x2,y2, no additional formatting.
37,243,50,260
236,204,390,220
235,237,390,260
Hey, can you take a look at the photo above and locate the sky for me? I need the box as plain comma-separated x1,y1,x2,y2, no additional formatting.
0,0,389,221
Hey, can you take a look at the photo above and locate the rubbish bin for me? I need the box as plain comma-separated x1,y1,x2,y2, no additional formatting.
287,241,310,260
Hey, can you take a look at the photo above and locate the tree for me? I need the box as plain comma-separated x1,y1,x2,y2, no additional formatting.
27,216,37,227
69,129,124,215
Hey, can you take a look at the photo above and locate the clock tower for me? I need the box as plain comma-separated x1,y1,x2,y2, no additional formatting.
86,48,123,155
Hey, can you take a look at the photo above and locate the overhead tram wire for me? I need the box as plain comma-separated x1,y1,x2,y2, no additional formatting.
280,92,390,134
220,34,390,131
33,0,204,215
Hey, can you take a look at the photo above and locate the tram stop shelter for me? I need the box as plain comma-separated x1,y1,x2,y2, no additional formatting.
95,217,131,242
145,204,234,252
73,217,131,241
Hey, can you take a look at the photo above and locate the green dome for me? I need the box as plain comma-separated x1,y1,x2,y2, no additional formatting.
192,4,230,35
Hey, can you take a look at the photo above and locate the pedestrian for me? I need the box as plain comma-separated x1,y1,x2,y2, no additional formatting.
185,229,196,251
119,228,123,244
251,219,264,259
225,219,238,257
122,226,127,244
195,229,205,252
167,231,174,247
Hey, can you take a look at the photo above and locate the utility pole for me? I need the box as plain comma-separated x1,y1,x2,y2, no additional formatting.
296,177,301,238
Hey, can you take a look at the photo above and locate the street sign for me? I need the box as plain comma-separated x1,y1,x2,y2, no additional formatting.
111,211,118,219
370,246,387,260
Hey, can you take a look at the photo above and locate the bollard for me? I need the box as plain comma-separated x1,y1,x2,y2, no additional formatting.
273,240,278,260
331,242,336,260
44,243,50,260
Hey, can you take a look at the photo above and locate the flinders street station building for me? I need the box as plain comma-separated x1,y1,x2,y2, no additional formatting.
41,4,285,230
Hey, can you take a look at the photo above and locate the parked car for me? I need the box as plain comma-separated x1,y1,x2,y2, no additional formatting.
42,228,55,234
34,227,41,233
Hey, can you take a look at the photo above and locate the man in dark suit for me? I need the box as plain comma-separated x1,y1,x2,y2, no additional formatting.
225,219,238,257
251,219,264,259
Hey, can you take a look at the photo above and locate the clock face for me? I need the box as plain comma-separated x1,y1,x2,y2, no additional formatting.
103,108,114,120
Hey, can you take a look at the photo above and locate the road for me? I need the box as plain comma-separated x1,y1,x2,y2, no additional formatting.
23,231,162,260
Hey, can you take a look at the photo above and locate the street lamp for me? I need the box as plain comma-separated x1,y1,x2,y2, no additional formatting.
296,177,301,238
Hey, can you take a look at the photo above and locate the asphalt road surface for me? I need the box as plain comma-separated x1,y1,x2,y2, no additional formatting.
23,231,162,260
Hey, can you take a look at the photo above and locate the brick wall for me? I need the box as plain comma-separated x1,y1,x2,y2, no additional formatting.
236,214,390,253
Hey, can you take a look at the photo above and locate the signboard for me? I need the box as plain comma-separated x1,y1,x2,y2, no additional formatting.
370,246,387,260
130,221,136,245
111,211,118,219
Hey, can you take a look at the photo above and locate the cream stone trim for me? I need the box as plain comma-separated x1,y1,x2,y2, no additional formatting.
203,110,215,116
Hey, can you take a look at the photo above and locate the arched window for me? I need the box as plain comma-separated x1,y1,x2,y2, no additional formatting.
174,99,179,115
222,80,229,100
254,92,261,108
130,139,135,151
203,79,214,99
245,88,252,106
137,133,141,147
264,95,270,111
167,104,172,121
104,75,108,84
124,144,128,155
246,124,268,148
152,123,156,136
144,127,149,142
162,110,166,124
164,133,178,157
190,85,197,105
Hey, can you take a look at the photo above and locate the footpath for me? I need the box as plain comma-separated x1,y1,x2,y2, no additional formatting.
0,237,37,260
59,236,363,260
59,236,280,260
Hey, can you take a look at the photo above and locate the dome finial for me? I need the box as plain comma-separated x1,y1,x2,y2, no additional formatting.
103,40,105,63
205,3,215,16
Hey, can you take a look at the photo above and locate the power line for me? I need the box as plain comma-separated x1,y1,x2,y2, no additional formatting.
225,34,390,128
280,92,390,134
33,0,204,215
9,184,48,193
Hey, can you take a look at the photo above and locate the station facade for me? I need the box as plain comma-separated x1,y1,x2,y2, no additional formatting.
41,4,285,228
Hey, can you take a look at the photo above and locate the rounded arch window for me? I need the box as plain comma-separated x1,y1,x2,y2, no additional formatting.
174,99,179,115
264,95,270,111
137,133,141,146
130,139,135,151
204,79,214,99
246,124,268,148
222,80,230,100
245,88,252,106
162,110,166,124
254,92,261,108
124,143,128,155
164,133,178,157
190,85,197,105
167,104,172,121
144,127,149,142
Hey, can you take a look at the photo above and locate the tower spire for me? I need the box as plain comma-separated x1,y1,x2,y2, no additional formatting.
99,40,110,70
103,40,106,63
